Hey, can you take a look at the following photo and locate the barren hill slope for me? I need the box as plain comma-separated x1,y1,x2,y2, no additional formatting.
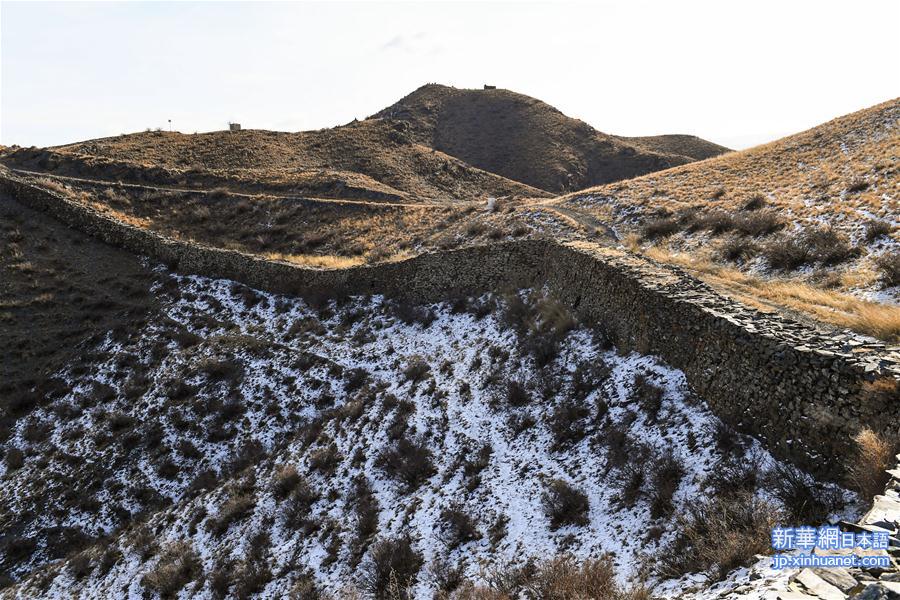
554,97,899,338
2,119,546,202
371,83,730,192
616,133,731,161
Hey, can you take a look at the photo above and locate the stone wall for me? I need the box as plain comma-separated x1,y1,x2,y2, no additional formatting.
1,169,898,480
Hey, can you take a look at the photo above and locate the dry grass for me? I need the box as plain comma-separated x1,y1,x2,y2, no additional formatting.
453,555,649,600
560,97,899,330
846,427,896,500
4,106,545,201
264,252,364,269
644,246,900,341
659,493,781,580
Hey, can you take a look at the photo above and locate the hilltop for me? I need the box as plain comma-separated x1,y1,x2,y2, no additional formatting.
553,97,900,339
0,84,727,203
371,83,730,192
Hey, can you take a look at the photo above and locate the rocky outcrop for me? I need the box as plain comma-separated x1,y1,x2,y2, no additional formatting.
0,169,897,482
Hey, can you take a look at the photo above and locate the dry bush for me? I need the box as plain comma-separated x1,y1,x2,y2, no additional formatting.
542,479,590,530
454,555,648,600
462,443,493,490
360,536,423,600
403,356,431,384
308,443,342,475
197,356,245,382
875,251,900,287
502,291,576,368
272,464,302,500
391,301,436,328
765,226,859,270
642,217,680,240
742,194,767,211
280,478,320,534
633,374,664,423
4,447,24,471
527,555,648,600
548,399,590,450
504,380,530,407
765,462,844,523
571,359,610,401
733,211,783,236
659,493,781,580
377,435,436,490
846,426,895,500
207,491,256,536
649,453,684,518
718,237,757,262
864,220,893,242
141,541,202,598
440,505,480,549
351,477,380,561
764,234,810,270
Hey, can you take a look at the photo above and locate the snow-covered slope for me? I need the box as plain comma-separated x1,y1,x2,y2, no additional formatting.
0,269,858,598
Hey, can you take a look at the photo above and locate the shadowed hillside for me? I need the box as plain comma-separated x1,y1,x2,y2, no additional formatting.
371,83,729,192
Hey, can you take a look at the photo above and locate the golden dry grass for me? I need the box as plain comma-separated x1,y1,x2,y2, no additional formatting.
554,98,899,337
263,252,364,269
4,112,546,202
846,427,896,499
561,98,898,225
644,246,900,340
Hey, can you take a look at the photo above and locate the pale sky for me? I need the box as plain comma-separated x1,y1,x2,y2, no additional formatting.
2,1,898,150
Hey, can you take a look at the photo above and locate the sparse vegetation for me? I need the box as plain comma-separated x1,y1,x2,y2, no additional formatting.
141,541,202,598
659,493,781,580
361,536,423,600
543,479,590,530
377,435,436,490
846,426,895,500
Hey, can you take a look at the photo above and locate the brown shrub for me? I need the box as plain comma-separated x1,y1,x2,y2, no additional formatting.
875,252,900,287
733,211,783,236
141,541,202,598
864,220,893,242
742,194,767,211
543,479,589,530
633,374,664,423
440,506,480,549
207,492,256,536
403,356,431,384
272,464,302,500
454,555,648,600
548,400,590,450
360,536,423,600
649,453,684,518
658,493,781,580
377,435,436,490
765,462,844,523
846,427,895,500
642,217,680,239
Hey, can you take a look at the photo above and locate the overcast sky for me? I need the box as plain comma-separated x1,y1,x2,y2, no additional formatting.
2,1,898,149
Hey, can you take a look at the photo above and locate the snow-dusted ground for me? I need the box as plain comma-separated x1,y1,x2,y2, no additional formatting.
0,270,860,598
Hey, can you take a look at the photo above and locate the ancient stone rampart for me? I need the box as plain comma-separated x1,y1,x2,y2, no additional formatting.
1,170,897,480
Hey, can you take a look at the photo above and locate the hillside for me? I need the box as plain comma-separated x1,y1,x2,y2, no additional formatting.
0,189,867,597
1,119,546,202
616,134,731,161
553,97,900,339
0,84,728,202
371,84,730,192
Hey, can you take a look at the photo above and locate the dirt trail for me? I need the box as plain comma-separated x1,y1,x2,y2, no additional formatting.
8,168,458,209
